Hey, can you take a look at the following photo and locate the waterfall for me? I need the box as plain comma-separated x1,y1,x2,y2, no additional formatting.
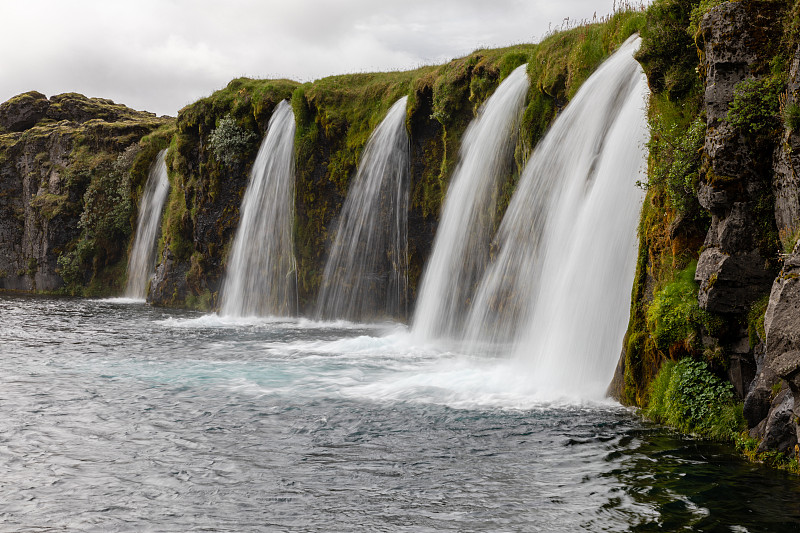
124,150,169,299
316,96,410,322
412,64,529,340
468,36,649,398
220,100,297,317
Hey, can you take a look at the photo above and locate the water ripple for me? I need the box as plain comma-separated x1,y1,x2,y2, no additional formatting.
1,295,800,531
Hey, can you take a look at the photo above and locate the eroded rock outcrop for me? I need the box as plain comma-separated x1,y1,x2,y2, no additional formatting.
748,249,800,448
0,92,170,292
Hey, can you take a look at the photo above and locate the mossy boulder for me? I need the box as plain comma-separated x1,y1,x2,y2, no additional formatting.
0,91,50,132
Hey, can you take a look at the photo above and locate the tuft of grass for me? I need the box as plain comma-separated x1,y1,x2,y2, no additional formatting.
687,0,727,39
736,433,800,474
784,101,800,132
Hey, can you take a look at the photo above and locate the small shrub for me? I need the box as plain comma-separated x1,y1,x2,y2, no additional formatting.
208,114,257,165
635,0,699,99
727,75,785,135
56,145,139,291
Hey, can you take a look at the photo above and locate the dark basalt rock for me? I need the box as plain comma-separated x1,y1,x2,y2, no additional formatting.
773,44,800,251
697,182,730,215
744,358,780,430
696,247,774,315
700,3,759,127
0,91,169,293
757,389,797,454
744,251,800,446
149,247,190,305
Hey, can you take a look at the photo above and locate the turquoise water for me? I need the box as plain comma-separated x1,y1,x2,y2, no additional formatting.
2,294,800,532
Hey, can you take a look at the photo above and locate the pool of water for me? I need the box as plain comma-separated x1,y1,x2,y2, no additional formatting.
2,294,799,532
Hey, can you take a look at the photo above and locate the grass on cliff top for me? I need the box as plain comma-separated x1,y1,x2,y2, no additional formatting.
178,78,300,137
291,9,645,190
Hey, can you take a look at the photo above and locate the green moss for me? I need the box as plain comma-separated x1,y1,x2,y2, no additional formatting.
688,0,727,39
26,257,38,276
30,192,74,220
643,100,706,215
621,0,711,406
83,259,127,297
160,159,192,263
647,261,704,353
736,433,800,473
130,123,175,190
185,289,215,311
747,293,771,347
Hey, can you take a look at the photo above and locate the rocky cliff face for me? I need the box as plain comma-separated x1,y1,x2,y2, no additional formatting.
612,0,800,459
694,1,784,397
0,91,170,293
744,37,800,454
692,0,800,455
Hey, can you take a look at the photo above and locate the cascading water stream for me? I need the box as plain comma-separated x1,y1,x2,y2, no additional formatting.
124,150,169,299
412,64,529,340
316,97,410,322
220,100,298,317
467,36,649,398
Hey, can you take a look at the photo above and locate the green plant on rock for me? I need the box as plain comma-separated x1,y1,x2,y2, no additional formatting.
747,293,770,348
687,0,726,39
57,144,139,290
646,261,708,353
736,433,800,474
498,51,528,79
784,101,800,132
635,0,700,100
643,113,705,215
208,114,257,165
646,358,744,440
727,75,785,135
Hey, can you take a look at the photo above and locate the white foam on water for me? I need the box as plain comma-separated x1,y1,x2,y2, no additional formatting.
155,313,401,331
96,297,147,305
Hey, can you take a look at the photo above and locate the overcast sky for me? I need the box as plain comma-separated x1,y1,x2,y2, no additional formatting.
2,0,624,117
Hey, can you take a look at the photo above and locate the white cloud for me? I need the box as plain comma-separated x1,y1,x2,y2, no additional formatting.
0,0,624,116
